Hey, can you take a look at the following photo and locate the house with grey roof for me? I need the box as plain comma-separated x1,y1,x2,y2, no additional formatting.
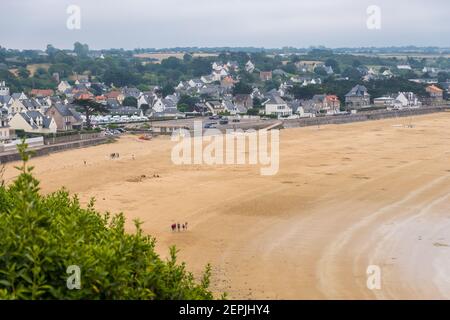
9,110,57,134
0,95,13,108
138,93,157,108
345,85,371,109
221,100,246,115
205,100,225,114
11,92,28,101
122,86,142,99
263,94,292,117
21,99,42,112
233,94,253,111
45,104,83,131
106,98,121,109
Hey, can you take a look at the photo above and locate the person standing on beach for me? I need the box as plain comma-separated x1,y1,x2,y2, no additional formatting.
177,223,181,232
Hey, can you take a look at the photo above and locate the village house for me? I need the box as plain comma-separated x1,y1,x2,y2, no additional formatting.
263,94,292,117
12,92,28,101
0,114,10,142
245,60,255,73
57,81,72,93
324,95,341,113
9,110,57,134
30,89,54,98
395,92,422,107
106,98,121,109
138,92,157,108
374,92,421,109
104,91,125,104
233,94,253,110
374,96,396,108
201,75,215,84
220,76,237,89
8,98,28,115
73,91,94,101
45,104,83,131
188,79,204,89
22,99,43,112
152,97,180,115
121,86,141,99
295,61,324,73
221,99,247,115
345,85,371,109
212,69,229,81
426,85,444,103
0,81,10,96
205,100,225,114
302,95,341,114
260,71,273,82
0,95,13,109
73,75,91,88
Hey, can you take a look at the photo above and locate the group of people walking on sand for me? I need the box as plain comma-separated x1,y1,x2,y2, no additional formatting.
171,222,188,232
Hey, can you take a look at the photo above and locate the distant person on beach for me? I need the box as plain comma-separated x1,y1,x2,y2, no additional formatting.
185,222,188,230
177,223,181,232
171,223,176,232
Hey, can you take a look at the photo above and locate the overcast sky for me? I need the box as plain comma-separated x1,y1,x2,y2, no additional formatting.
1,0,449,50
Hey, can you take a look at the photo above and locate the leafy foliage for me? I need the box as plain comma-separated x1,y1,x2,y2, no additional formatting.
0,142,216,300
73,98,108,129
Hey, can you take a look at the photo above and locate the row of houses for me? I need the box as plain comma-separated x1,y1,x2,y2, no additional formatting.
345,84,445,110
0,83,84,140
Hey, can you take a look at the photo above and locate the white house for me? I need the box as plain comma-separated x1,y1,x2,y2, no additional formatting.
137,93,156,108
263,95,292,117
8,99,27,115
395,92,421,107
0,116,10,141
9,111,57,134
57,81,72,93
245,60,255,73
211,69,228,82
0,81,10,96
188,79,204,89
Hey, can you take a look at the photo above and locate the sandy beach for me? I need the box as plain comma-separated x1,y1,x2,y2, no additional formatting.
3,113,450,299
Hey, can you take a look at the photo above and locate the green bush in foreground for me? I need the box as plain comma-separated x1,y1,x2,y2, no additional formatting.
0,142,216,300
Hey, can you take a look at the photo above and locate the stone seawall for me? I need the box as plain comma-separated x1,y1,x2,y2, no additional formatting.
0,137,113,164
282,107,450,129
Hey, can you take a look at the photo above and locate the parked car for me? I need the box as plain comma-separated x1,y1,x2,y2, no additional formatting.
204,122,217,128
219,118,229,125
